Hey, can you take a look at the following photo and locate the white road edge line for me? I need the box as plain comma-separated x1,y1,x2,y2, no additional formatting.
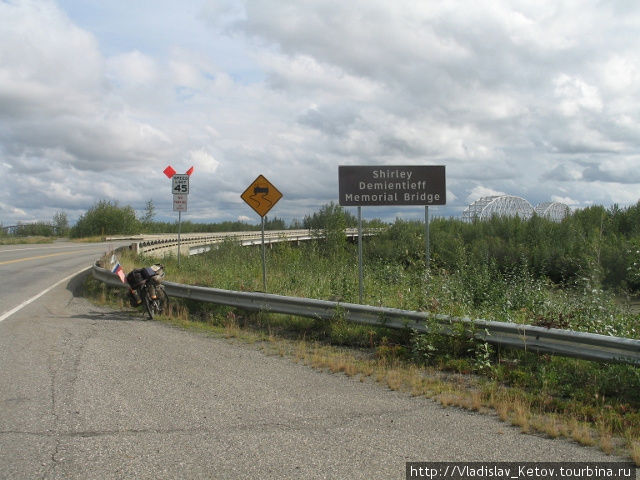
0,243,115,253
0,265,92,323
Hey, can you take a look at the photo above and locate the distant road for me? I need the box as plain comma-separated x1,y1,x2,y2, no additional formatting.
0,241,128,320
0,242,630,479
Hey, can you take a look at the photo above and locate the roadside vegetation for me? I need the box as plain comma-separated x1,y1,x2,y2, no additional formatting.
86,200,640,463
1,198,379,241
0,235,55,245
0,211,68,244
68,199,367,238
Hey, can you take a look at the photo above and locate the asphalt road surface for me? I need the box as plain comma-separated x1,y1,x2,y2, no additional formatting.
0,241,128,319
0,242,633,479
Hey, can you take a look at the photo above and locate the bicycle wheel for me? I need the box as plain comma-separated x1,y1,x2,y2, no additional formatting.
155,286,169,314
142,287,155,320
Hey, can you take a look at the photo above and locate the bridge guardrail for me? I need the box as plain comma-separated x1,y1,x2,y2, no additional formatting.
92,264,640,366
108,228,379,256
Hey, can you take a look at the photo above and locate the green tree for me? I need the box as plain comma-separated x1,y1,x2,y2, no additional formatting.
366,219,425,267
16,221,54,237
290,218,304,229
304,202,352,258
263,216,286,230
70,200,140,238
52,211,69,237
303,202,357,230
141,199,156,232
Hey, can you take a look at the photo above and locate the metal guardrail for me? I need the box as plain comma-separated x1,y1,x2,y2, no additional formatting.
92,265,640,366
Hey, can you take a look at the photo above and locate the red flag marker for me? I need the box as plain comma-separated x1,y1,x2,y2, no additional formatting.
185,166,194,176
163,165,176,178
112,263,126,283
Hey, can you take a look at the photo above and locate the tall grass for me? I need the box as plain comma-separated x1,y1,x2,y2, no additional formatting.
154,239,638,339
0,236,55,245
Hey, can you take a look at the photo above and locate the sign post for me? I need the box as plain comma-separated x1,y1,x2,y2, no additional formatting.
425,206,430,270
358,206,363,302
164,166,193,267
172,175,190,266
241,175,283,292
172,194,188,264
338,165,446,302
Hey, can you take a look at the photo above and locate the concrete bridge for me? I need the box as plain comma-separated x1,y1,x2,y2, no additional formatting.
106,228,378,257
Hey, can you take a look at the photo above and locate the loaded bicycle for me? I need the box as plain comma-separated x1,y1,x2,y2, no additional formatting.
126,264,169,320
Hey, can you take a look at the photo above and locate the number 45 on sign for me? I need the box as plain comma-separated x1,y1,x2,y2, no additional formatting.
172,174,189,195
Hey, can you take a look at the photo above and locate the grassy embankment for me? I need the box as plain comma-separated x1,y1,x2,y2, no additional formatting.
0,235,107,245
86,238,640,465
0,236,55,245
70,236,111,243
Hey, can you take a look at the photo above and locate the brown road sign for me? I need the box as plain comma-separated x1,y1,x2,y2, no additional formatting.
338,165,446,206
241,174,283,217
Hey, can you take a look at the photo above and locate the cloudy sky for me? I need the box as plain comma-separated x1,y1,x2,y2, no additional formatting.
2,0,640,226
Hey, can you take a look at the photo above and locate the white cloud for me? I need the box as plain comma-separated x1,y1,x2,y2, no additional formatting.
108,51,159,86
543,163,583,182
554,74,603,116
187,149,220,174
600,55,640,93
0,201,27,219
2,0,640,225
0,0,104,118
551,195,579,206
466,186,507,204
582,157,640,184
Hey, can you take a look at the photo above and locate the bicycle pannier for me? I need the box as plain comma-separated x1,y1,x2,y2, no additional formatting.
126,269,145,288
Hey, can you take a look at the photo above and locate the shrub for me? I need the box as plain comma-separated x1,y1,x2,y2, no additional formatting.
71,200,140,238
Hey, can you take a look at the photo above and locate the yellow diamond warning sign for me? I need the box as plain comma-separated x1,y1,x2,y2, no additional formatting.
241,175,282,217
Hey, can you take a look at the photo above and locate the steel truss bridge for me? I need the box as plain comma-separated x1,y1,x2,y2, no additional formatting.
462,195,570,222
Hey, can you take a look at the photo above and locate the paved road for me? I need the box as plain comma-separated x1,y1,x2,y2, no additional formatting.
0,241,127,318
0,243,632,479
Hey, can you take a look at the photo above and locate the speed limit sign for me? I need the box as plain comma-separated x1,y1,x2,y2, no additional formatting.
172,174,189,195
